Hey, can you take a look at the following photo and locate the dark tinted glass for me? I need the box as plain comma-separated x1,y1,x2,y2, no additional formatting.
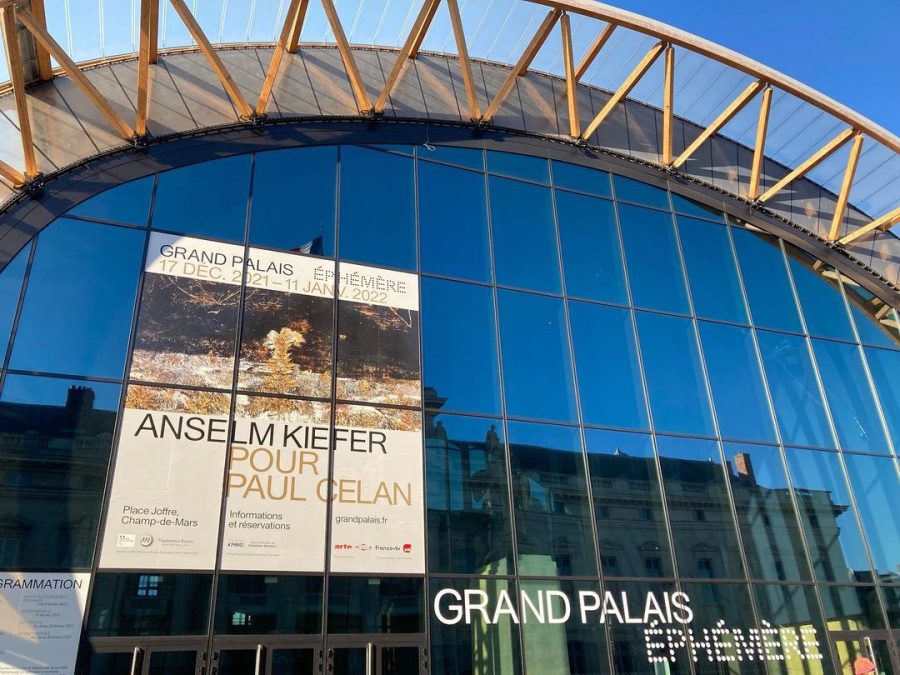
153,156,251,241
842,453,900,578
11,219,143,378
752,584,832,672
819,586,885,630
789,259,854,340
488,150,548,183
419,160,491,281
757,331,833,448
423,145,483,170
785,448,870,582
556,191,626,303
426,413,513,574
0,243,29,357
635,312,714,436
0,375,119,569
339,146,415,270
87,573,212,636
422,278,501,414
214,574,323,634
327,576,424,633
508,421,596,577
699,321,776,442
569,302,647,429
613,175,669,209
584,429,672,577
250,147,336,255
618,204,689,313
656,436,745,579
724,443,809,581
677,217,747,323
864,346,900,448
69,175,154,226
552,161,611,197
489,177,560,293
671,194,724,221
812,339,888,453
498,290,576,422
732,229,802,332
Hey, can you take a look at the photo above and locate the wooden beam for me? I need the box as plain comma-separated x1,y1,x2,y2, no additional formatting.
672,79,763,169
136,0,159,136
827,132,864,241
375,0,440,113
1,6,38,176
0,157,25,187
758,126,855,203
257,0,308,116
27,0,52,79
16,8,136,139
481,9,561,121
446,0,479,119
148,0,159,63
286,0,309,53
560,12,579,137
581,40,664,140
574,22,614,81
320,0,371,112
747,85,772,200
661,44,674,165
837,207,900,247
168,0,254,119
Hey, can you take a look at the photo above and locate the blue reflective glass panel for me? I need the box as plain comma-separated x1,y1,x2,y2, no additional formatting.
419,161,490,282
757,331,833,448
635,312,714,436
731,229,802,332
422,145,483,171
619,204,689,313
153,156,251,242
556,191,626,303
489,177,560,293
250,147,336,256
68,176,154,226
699,321,776,442
851,304,900,350
864,347,900,448
785,448,870,582
843,453,900,579
487,151,548,183
569,301,647,429
498,290,576,423
552,161,611,197
677,217,747,323
789,259,854,340
613,175,669,209
0,244,29,358
11,219,144,378
421,278,501,415
671,194,724,222
812,339,888,453
339,146,415,270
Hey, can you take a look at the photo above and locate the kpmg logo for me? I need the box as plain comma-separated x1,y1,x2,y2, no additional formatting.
226,541,244,549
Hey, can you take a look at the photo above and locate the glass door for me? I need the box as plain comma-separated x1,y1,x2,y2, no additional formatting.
832,631,899,675
325,635,426,675
83,639,207,675
212,637,321,675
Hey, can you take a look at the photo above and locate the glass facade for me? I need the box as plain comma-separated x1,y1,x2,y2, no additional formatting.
0,143,897,675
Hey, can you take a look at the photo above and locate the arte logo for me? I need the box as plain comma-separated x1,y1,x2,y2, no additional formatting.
139,535,154,547
403,543,412,554
334,544,352,550
117,534,136,548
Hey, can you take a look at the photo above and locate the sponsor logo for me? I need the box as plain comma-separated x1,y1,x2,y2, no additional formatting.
139,535,154,548
334,544,352,550
403,544,412,554
356,544,371,551
117,534,136,548
226,541,244,549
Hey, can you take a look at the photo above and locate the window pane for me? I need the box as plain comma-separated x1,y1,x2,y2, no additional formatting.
842,453,900,578
757,331,833,448
656,436,745,579
789,258,854,340
785,448,870,582
153,156,251,242
613,175,669,209
569,302,647,429
69,176,154,226
556,191,626,303
0,243,29,358
699,321,776,442
250,147,336,255
490,177,560,293
636,312,714,436
732,229,802,332
677,217,747,323
498,291,577,422
552,161,611,197
812,339,888,453
819,586,885,630
0,375,119,569
419,161,491,282
422,278,500,415
619,204,689,313
752,584,832,674
851,303,900,350
423,145,483,170
339,146,415,270
671,194,724,222
214,575,322,634
11,219,144,378
724,444,809,581
488,150,548,183
327,576,423,633
508,422,596,577
864,346,900,448
584,429,672,577
426,413,513,574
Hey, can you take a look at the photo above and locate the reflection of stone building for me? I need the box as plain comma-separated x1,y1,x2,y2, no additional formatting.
0,386,113,569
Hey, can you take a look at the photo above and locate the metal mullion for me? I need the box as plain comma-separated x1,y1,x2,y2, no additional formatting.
0,239,40,395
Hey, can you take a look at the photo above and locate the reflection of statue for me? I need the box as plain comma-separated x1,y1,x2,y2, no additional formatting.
435,420,448,443
485,424,500,465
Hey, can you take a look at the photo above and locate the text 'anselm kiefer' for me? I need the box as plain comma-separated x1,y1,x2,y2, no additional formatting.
133,412,412,505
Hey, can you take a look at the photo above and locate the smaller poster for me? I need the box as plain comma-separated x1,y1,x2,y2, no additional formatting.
0,572,90,675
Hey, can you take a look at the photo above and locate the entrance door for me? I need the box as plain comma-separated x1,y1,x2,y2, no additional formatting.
326,635,426,675
83,638,207,675
832,631,899,675
212,637,321,675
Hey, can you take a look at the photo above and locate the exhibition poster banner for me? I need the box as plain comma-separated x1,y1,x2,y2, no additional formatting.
0,573,90,675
